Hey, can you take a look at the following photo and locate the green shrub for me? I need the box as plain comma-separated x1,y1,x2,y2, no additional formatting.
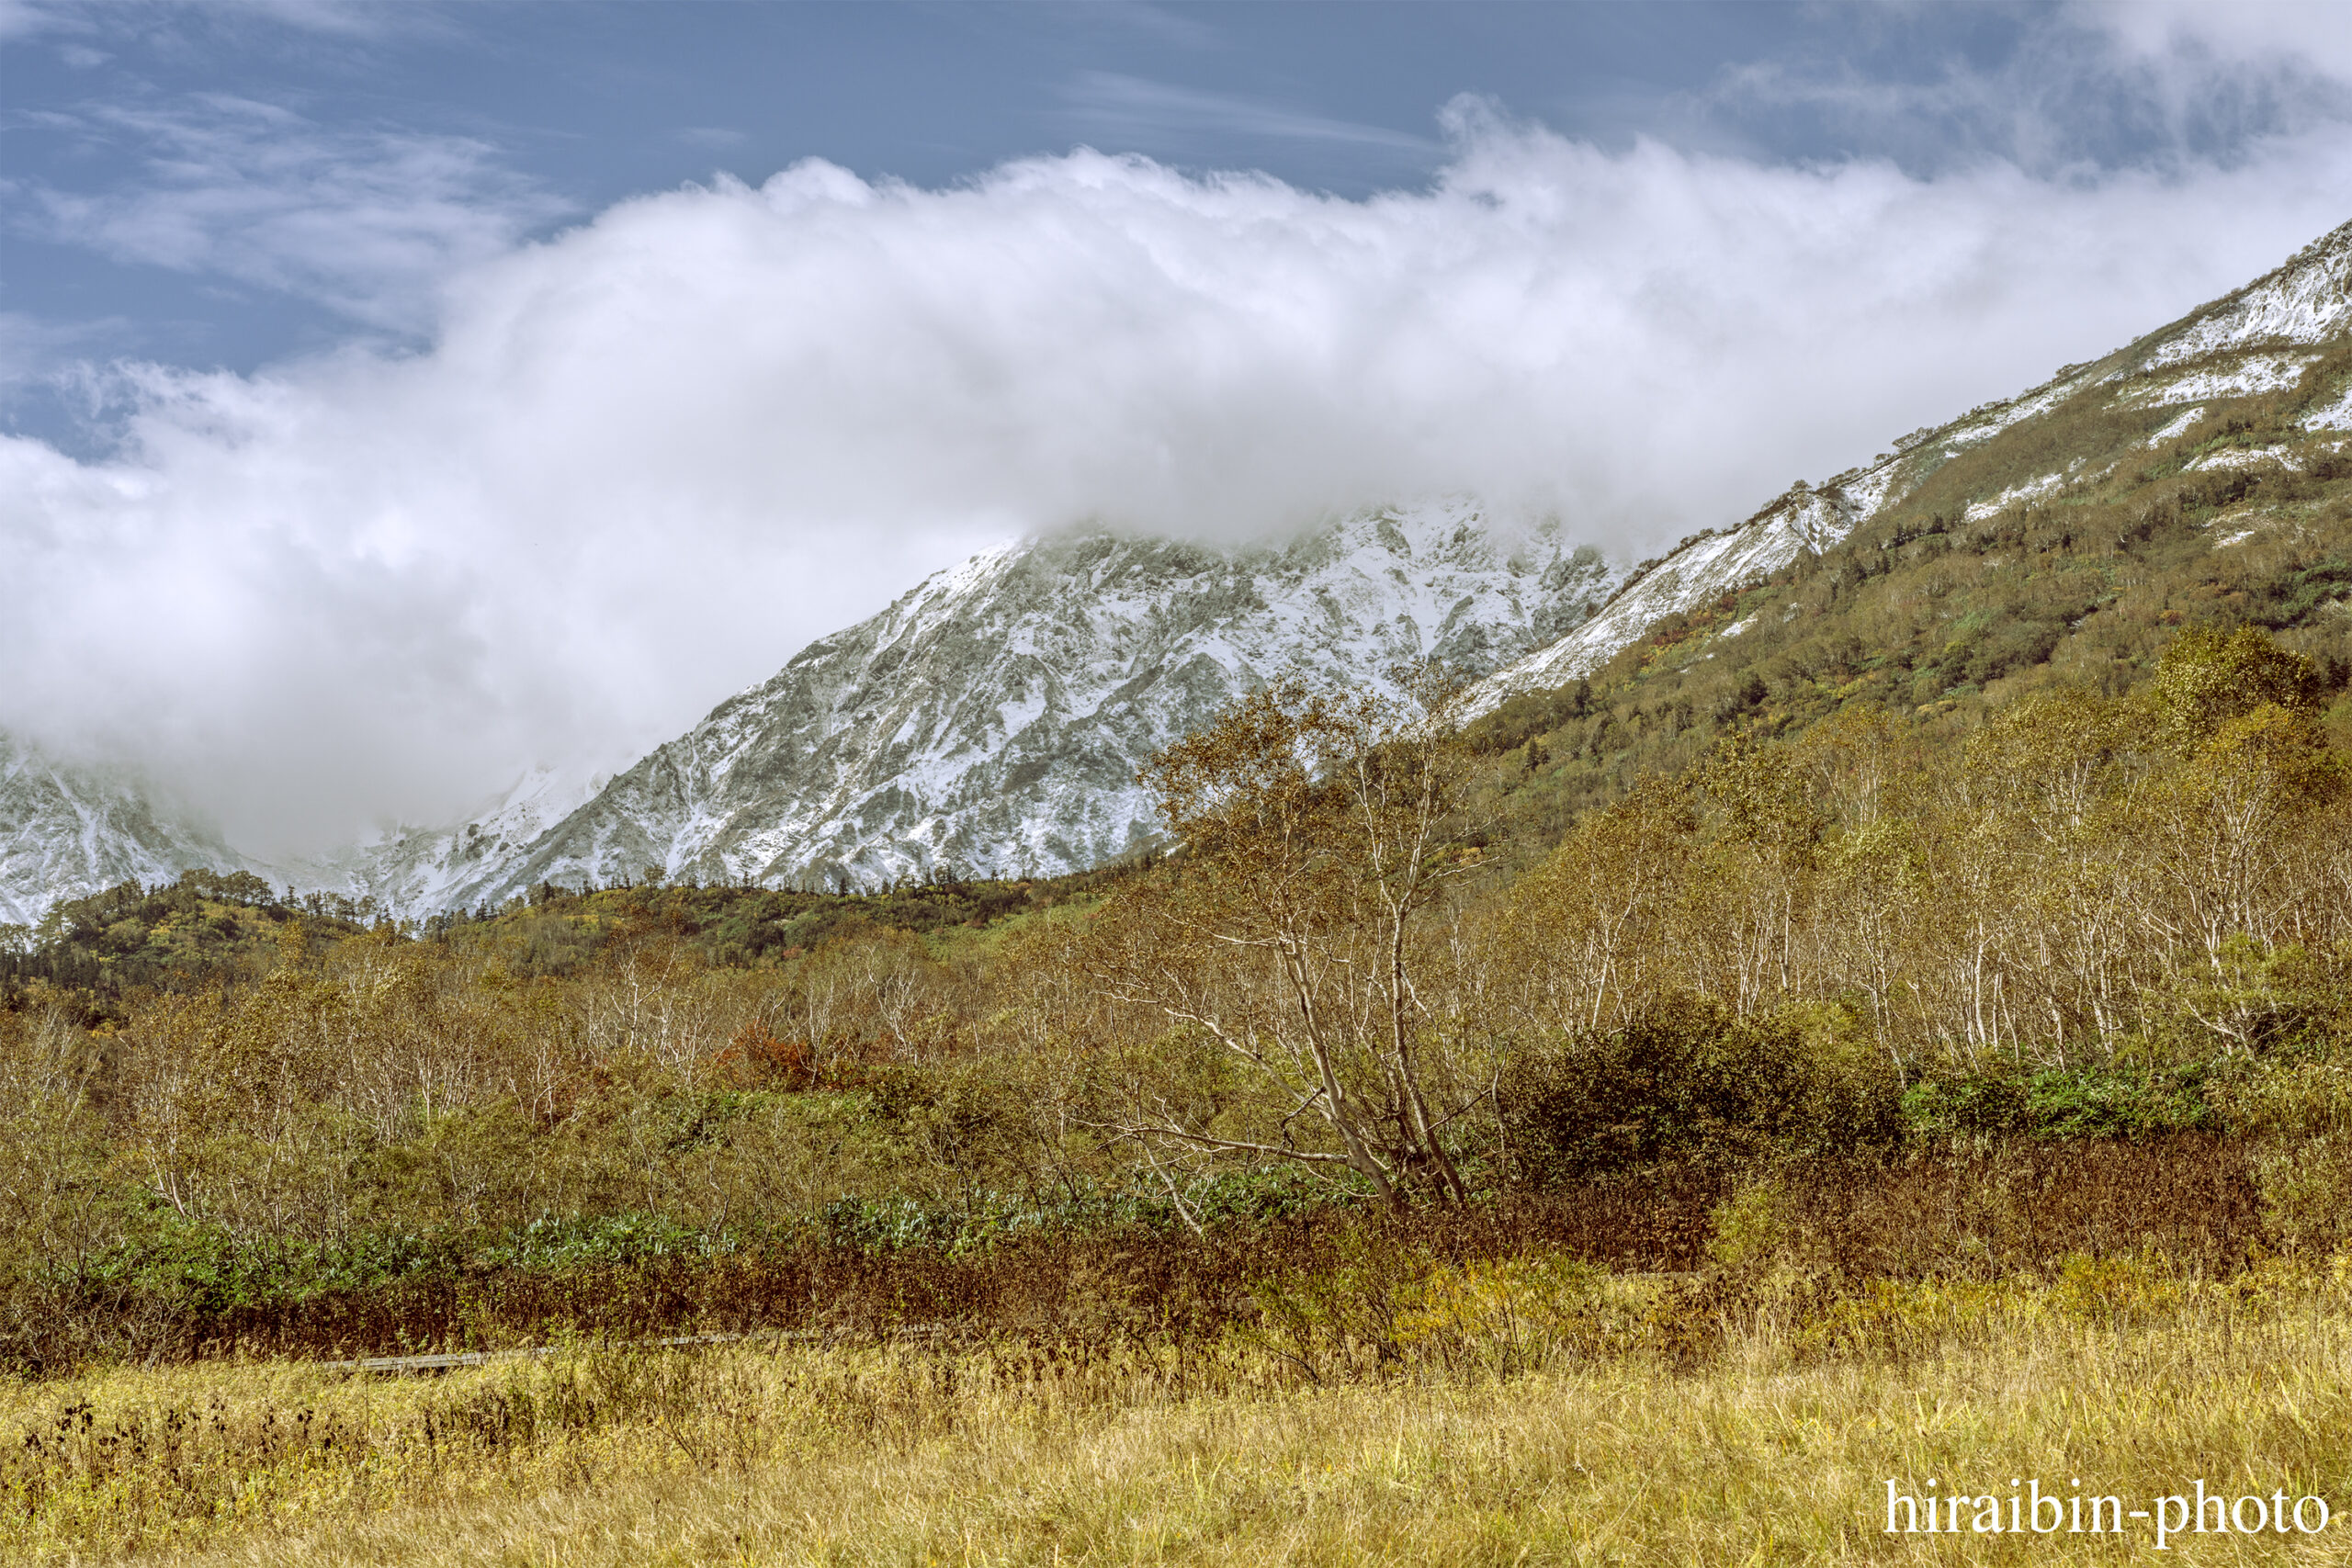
1902,1064,2218,1142
1498,995,1905,1181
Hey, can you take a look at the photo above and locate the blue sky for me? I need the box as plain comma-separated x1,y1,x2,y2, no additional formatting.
3,1,2351,848
11,2,2346,432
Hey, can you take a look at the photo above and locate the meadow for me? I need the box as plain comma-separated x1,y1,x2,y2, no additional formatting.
9,1234,2349,1563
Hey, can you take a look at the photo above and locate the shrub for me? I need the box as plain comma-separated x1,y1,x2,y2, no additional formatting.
1498,995,1904,1181
2253,1136,2352,1255
1902,1064,2218,1142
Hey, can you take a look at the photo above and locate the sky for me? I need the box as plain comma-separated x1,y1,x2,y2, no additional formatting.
3,1,2351,854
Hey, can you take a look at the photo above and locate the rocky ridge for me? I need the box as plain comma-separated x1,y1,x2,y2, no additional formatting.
375,502,1618,908
0,735,247,928
6,218,2351,920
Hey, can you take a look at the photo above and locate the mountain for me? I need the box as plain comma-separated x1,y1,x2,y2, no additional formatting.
0,734,249,928
292,766,612,919
379,502,1619,908
1455,486,1862,721
1458,217,2352,719
6,219,2350,922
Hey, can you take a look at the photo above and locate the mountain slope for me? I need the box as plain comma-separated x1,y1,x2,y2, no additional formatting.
0,735,248,928
293,766,611,920
384,502,1618,907
1458,217,2352,719
7,219,2351,922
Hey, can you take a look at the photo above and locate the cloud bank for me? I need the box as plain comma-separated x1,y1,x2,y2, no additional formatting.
5,104,2351,853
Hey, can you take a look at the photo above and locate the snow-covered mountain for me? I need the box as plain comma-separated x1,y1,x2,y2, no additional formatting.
1455,485,1860,720
1459,216,2352,716
292,765,613,919
368,502,1619,907
7,217,2351,921
0,734,250,927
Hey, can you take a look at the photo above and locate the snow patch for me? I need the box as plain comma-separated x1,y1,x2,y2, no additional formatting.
2185,446,2301,474
2144,225,2352,368
2125,353,2318,408
2302,382,2352,433
1964,468,2073,522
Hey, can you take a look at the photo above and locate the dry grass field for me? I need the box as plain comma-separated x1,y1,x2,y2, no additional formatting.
8,1252,2349,1566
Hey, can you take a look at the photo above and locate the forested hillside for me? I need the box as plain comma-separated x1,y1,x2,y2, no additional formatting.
4,249,2352,1390
3,399,2347,1373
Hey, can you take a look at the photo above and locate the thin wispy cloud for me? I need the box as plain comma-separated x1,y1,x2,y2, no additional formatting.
0,313,132,397
7,94,569,332
206,0,435,41
1063,72,1438,156
2085,0,2352,85
1082,3,1226,53
1708,4,2352,177
0,0,74,42
1,0,446,47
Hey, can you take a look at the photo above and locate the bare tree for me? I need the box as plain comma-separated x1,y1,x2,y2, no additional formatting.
1084,671,1484,1205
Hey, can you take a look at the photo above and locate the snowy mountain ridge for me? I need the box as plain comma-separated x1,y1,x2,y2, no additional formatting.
286,764,614,920
0,734,251,928
8,217,2352,922
1456,216,2352,716
356,501,1619,908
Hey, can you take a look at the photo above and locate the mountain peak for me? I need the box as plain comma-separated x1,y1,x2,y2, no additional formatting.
319,501,1621,908
9,219,2351,923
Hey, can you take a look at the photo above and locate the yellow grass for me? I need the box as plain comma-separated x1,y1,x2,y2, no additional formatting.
7,1258,2351,1565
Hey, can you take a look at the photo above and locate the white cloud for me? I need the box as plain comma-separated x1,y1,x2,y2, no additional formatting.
5,113,2350,854
2079,1,2352,83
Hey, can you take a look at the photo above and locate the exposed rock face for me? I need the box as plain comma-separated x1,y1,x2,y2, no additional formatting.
8,219,2351,919
0,734,246,926
405,502,1617,906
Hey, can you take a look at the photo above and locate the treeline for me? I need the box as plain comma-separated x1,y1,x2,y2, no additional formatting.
0,862,1127,1025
